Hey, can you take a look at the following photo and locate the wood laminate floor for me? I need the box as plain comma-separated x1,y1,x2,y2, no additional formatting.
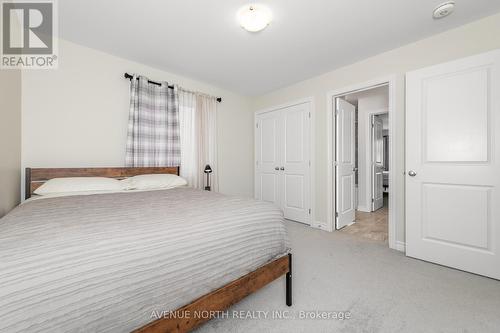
340,193,389,243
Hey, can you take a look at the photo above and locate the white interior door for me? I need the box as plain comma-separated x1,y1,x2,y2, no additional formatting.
336,98,356,229
406,49,500,279
280,103,311,224
372,115,384,211
255,110,280,206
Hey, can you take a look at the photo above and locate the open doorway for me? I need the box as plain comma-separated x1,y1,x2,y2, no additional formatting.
333,85,391,243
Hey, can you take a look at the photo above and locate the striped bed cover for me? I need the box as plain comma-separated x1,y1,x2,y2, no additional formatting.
0,188,289,332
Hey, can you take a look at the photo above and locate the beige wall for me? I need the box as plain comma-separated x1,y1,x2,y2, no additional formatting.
253,13,500,245
22,39,253,199
0,69,22,217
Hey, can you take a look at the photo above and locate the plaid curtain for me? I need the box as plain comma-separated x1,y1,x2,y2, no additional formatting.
125,75,181,167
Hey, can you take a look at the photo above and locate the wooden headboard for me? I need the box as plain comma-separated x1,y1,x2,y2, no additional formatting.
25,167,180,199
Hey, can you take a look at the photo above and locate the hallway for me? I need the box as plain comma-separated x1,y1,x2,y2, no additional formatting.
340,193,388,243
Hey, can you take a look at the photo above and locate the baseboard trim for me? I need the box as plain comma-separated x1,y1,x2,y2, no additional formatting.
395,241,406,252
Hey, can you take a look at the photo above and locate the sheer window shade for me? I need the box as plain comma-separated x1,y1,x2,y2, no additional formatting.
178,89,218,191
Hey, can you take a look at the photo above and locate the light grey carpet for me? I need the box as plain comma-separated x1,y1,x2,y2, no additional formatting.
195,220,500,333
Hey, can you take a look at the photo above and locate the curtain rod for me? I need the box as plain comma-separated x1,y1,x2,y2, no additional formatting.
124,73,222,103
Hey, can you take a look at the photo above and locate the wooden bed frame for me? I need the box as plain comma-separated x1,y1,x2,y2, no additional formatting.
25,167,181,199
25,167,292,333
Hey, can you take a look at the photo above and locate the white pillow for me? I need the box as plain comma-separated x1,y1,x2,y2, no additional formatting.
123,174,187,190
34,177,125,195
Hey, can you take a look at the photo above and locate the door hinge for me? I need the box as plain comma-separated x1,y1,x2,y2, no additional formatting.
308,112,311,118
308,160,311,167
335,212,339,218
256,123,259,128
308,208,311,215
372,198,374,202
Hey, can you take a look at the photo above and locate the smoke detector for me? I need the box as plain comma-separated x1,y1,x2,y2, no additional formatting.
433,1,455,19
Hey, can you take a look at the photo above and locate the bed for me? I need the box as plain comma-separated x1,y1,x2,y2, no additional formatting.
0,167,291,333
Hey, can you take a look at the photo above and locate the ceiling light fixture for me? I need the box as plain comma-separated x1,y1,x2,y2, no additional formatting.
237,4,272,32
433,1,455,19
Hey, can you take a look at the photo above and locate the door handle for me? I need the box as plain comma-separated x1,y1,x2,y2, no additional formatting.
408,170,417,177
275,167,279,170
353,167,358,172
280,167,285,171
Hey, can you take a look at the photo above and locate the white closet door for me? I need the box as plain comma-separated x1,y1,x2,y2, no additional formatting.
255,102,311,225
335,99,356,229
255,110,280,206
372,115,384,211
280,103,311,224
406,49,500,279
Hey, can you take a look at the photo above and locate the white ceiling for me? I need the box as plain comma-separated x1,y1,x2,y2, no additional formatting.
59,0,500,96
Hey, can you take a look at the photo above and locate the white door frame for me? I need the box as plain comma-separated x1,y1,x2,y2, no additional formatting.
255,97,316,226
368,109,388,212
326,76,399,250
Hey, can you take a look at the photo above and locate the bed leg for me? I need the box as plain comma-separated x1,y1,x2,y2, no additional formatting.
286,253,292,306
